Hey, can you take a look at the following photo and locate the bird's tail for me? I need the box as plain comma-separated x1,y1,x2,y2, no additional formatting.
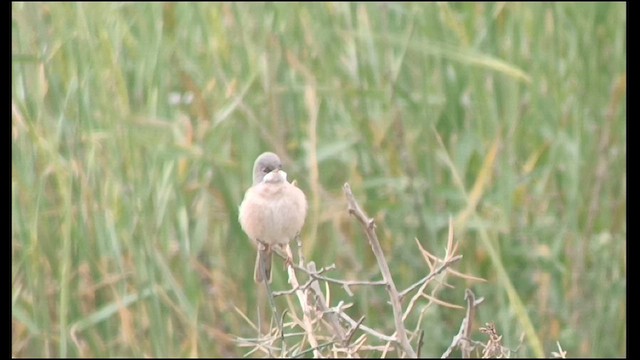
254,247,272,283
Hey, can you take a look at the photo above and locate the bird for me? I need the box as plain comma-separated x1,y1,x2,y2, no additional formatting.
238,152,307,283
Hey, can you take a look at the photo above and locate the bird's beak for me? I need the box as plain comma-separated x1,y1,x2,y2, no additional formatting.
263,169,288,183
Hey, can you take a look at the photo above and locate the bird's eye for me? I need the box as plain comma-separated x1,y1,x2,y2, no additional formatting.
263,167,271,173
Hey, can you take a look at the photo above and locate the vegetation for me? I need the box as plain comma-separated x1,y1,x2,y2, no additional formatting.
12,3,625,357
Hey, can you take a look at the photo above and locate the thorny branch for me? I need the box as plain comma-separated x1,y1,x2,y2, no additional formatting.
441,288,485,358
236,182,494,358
343,183,417,358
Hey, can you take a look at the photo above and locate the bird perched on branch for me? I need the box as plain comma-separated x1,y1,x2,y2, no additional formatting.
239,152,307,283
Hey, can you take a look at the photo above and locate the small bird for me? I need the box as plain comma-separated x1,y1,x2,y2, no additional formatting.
238,152,307,283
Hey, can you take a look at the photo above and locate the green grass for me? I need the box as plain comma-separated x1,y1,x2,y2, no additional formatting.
12,2,626,357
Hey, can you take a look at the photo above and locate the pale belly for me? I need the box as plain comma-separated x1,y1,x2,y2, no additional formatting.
239,182,307,246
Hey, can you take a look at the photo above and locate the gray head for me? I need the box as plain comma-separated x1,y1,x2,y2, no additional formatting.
252,152,283,185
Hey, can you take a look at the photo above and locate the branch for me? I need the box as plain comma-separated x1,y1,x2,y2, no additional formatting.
305,262,348,344
441,288,484,358
343,183,417,358
272,264,386,298
336,310,397,343
399,254,463,300
295,263,388,291
284,244,322,357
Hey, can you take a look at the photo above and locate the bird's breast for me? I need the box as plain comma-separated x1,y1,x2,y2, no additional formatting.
239,182,307,245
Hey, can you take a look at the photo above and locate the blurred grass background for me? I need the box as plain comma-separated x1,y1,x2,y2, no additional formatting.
12,2,626,357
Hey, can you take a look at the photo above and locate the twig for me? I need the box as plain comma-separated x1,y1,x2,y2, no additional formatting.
336,309,397,343
551,341,567,358
416,329,424,358
343,183,417,358
273,265,386,299
306,262,349,344
399,254,463,299
402,272,463,324
344,315,366,346
294,264,388,288
285,244,322,357
272,277,317,297
258,250,284,346
292,340,335,358
441,288,484,358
